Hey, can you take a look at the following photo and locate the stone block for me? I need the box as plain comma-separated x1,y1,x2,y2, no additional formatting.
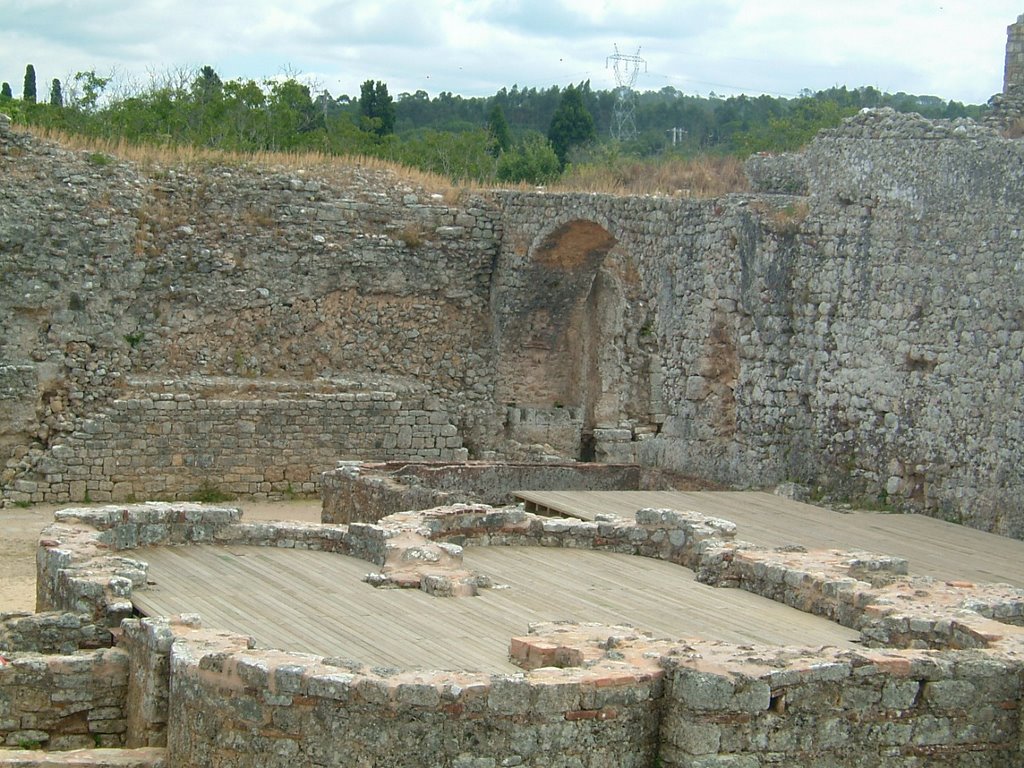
664,718,722,755
487,677,531,714
672,669,770,713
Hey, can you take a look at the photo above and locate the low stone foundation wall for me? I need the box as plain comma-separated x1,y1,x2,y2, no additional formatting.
0,612,113,655
168,621,663,768
23,502,1024,765
659,643,1022,766
35,504,348,625
320,460,645,524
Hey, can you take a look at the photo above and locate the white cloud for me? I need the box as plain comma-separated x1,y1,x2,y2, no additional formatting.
0,0,1019,103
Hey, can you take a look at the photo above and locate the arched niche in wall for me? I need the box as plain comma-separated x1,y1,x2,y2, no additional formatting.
497,218,636,460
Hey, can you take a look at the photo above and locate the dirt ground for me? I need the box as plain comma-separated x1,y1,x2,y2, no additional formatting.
0,500,322,614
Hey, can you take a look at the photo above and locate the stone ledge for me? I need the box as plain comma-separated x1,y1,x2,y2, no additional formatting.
0,748,167,768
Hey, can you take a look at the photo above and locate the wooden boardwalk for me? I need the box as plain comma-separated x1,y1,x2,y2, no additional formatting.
514,491,1024,587
132,542,861,673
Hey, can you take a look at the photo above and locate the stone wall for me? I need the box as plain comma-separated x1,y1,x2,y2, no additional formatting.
659,643,1022,766
2,102,1024,537
14,378,465,504
0,126,495,504
791,110,1024,535
320,460,645,524
23,502,1024,765
1005,14,1024,93
495,111,1024,537
0,648,129,750
0,612,112,655
168,627,663,768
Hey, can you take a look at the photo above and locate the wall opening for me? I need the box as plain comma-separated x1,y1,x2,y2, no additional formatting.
498,219,622,458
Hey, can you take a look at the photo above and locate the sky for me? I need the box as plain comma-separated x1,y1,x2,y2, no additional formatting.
1,1,1022,106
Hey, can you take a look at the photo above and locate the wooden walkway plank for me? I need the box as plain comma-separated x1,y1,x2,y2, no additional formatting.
512,490,1024,586
131,542,860,672
128,490,1024,672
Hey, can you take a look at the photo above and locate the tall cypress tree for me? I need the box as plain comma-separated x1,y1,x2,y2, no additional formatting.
547,83,596,167
23,64,37,103
49,78,63,107
486,103,512,156
358,80,395,136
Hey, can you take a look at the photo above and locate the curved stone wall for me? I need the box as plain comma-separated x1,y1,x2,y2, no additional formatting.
27,502,1024,766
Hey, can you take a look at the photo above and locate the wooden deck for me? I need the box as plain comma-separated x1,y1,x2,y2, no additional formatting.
514,491,1024,587
131,542,861,672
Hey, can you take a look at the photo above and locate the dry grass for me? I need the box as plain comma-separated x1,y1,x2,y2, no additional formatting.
554,155,750,198
22,125,748,199
23,126,463,194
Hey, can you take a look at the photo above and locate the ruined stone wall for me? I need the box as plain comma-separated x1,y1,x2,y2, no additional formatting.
25,503,1024,765
1005,14,1024,94
0,611,112,655
2,107,1023,537
0,122,497,504
659,645,1022,766
0,648,129,750
791,110,1024,535
168,639,662,768
495,110,1024,537
320,460,644,524
15,378,465,505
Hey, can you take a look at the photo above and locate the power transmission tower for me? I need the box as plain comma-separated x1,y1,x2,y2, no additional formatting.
606,45,646,141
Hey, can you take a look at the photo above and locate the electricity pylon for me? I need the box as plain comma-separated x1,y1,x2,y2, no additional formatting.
606,45,646,141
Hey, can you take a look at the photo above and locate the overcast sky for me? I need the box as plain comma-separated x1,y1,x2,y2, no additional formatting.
2,1,1022,105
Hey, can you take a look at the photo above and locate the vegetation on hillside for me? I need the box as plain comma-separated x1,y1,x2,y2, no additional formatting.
0,62,985,192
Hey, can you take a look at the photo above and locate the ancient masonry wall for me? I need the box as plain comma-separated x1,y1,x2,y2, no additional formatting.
1005,14,1024,93
0,648,129,751
2,107,1024,537
493,110,1024,538
17,502,1024,765
0,119,497,505
15,380,465,505
320,460,643,524
792,111,1024,536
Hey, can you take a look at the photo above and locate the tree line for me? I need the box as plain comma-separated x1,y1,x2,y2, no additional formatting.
1,63,985,185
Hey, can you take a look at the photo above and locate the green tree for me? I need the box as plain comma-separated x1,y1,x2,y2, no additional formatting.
189,66,226,145
486,103,512,156
547,83,595,167
73,70,110,112
23,64,37,103
221,78,268,148
0,82,11,101
734,98,855,154
49,78,62,107
396,128,495,182
359,80,395,136
192,66,222,102
266,79,324,149
497,132,561,184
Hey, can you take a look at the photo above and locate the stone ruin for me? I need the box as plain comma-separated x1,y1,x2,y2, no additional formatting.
2,13,1024,768
1,37,1024,536
0,496,1020,766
